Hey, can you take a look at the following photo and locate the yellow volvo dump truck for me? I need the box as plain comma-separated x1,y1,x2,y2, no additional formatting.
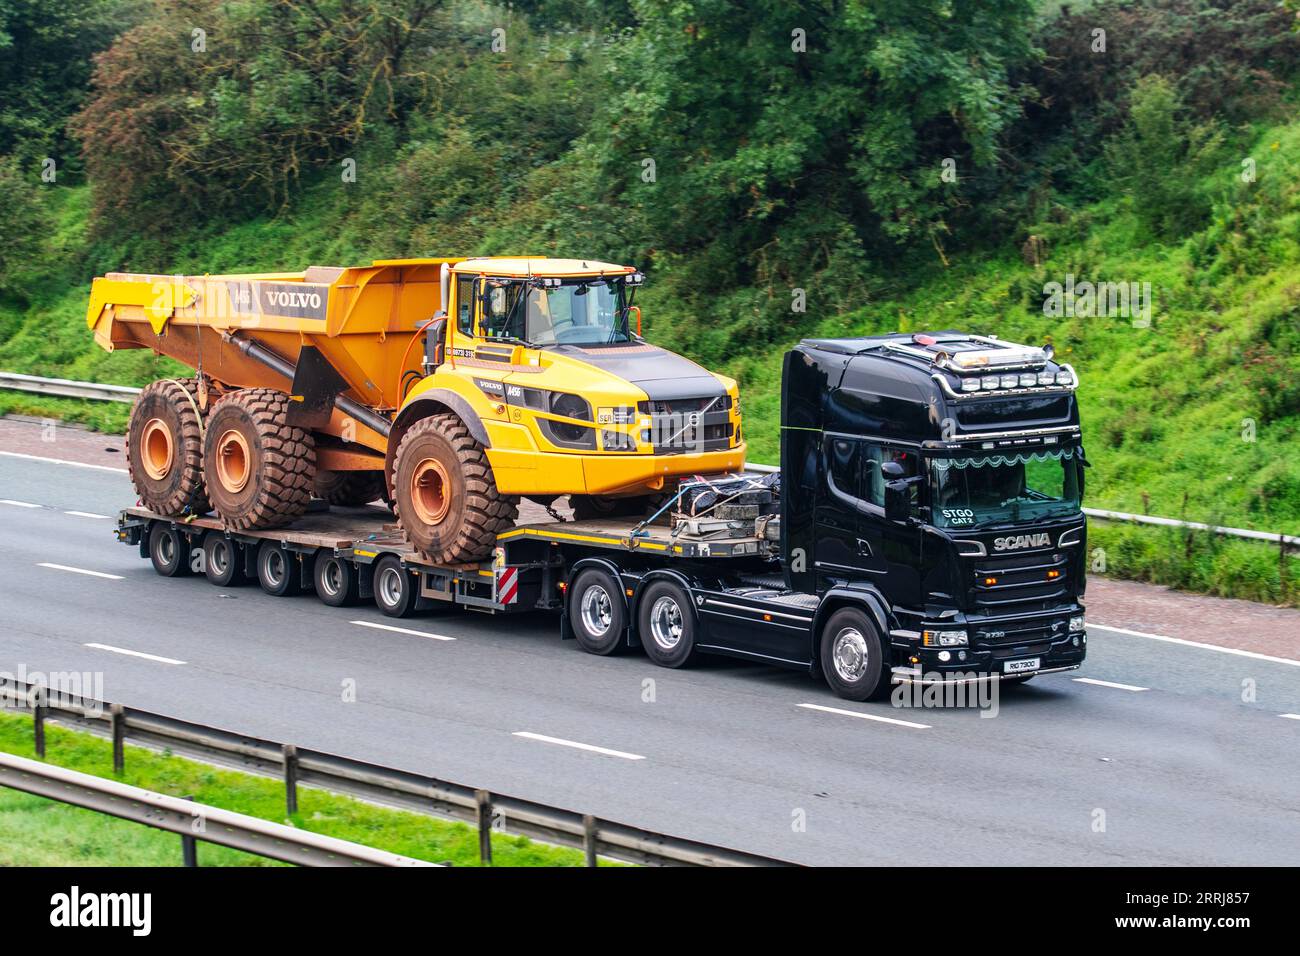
87,257,746,562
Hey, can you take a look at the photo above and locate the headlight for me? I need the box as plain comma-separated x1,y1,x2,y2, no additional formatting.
1000,375,1018,389
982,376,1000,391
1069,615,1086,633
1056,370,1074,386
1037,371,1055,386
1019,373,1037,387
922,629,968,647
960,377,981,392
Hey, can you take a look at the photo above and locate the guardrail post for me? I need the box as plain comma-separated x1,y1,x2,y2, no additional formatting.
33,698,45,759
181,795,198,867
475,789,493,866
110,703,125,775
283,744,298,816
582,814,598,867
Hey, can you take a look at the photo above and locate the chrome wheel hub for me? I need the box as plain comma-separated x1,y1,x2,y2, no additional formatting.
648,596,684,650
580,585,613,637
832,627,869,683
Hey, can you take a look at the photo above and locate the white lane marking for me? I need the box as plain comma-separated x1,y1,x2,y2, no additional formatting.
349,620,455,641
84,643,185,665
798,702,931,729
37,562,123,580
1091,623,1300,668
1073,677,1149,692
512,732,645,760
0,450,128,474
1280,714,1300,721
0,498,40,508
65,510,111,520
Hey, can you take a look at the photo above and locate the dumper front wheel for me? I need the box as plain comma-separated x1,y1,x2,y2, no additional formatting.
203,389,315,531
393,413,518,564
126,379,210,516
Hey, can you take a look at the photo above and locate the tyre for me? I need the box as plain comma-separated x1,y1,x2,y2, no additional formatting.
148,523,193,577
569,494,645,522
256,540,302,596
393,413,518,563
314,550,360,607
314,470,389,508
126,379,210,516
636,580,698,668
203,388,315,531
819,607,888,701
570,568,627,656
373,554,418,618
202,531,246,587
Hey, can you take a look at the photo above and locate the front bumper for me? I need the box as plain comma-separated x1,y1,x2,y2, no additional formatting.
486,442,748,496
889,622,1088,683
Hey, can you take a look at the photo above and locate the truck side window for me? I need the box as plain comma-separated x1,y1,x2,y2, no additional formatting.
863,445,916,506
456,276,476,336
828,439,861,499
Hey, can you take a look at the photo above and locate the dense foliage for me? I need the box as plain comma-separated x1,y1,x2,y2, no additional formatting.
0,0,1298,599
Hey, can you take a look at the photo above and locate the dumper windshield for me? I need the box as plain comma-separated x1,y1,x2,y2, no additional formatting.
929,446,1083,529
484,278,632,346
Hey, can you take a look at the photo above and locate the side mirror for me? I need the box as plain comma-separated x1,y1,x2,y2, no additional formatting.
880,460,906,480
884,479,912,523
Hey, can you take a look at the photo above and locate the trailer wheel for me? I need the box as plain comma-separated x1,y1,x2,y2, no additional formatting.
570,568,627,656
204,388,315,531
819,607,888,701
148,523,193,577
256,540,302,597
393,413,518,564
202,531,245,587
127,379,210,516
314,470,390,509
314,551,360,607
636,580,698,668
373,555,418,618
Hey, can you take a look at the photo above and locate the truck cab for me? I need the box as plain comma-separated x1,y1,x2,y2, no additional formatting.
781,332,1088,690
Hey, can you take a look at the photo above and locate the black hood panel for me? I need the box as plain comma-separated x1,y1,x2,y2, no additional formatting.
561,344,726,402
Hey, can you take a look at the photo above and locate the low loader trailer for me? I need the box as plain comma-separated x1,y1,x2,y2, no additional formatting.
117,331,1090,701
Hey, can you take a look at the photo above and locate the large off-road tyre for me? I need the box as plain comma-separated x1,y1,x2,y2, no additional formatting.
313,469,389,508
203,388,315,531
126,378,210,516
393,413,518,564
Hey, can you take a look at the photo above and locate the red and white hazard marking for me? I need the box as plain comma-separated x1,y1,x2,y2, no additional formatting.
496,566,519,605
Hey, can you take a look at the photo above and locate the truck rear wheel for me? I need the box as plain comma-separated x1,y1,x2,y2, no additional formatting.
636,580,698,668
819,607,888,701
148,523,193,577
314,551,359,607
393,413,518,564
256,540,302,596
204,389,315,531
314,470,389,508
202,531,246,587
570,568,627,656
127,379,210,516
373,554,418,617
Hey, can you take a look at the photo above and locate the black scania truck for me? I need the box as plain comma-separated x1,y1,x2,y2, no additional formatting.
121,330,1088,701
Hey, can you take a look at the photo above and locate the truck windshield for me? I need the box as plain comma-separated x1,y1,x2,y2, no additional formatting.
929,447,1082,529
484,278,632,346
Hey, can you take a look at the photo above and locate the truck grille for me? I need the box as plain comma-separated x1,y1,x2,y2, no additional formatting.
970,550,1071,615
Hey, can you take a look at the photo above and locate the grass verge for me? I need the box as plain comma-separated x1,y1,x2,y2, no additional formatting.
0,709,599,867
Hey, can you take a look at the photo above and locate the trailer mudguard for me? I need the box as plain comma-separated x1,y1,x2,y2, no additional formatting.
563,556,633,645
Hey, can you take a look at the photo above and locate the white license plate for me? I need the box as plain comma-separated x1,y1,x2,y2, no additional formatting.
1004,657,1040,674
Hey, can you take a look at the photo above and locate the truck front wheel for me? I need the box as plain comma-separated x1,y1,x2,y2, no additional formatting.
393,413,518,564
819,607,888,701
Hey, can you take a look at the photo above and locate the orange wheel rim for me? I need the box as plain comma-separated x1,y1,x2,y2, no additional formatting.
410,458,450,525
215,429,251,493
141,418,174,480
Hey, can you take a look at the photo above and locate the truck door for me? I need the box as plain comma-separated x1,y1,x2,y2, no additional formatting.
817,436,881,578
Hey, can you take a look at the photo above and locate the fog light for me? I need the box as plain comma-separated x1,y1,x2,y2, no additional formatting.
1072,636,1080,647
1069,615,1085,633
958,650,968,661
937,650,951,662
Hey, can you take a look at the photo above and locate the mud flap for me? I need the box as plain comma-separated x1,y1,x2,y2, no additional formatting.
287,346,350,430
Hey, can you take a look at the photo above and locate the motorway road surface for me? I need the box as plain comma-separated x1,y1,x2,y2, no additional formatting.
1,448,1298,866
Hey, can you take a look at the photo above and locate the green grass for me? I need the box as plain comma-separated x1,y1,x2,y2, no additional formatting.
0,710,600,867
